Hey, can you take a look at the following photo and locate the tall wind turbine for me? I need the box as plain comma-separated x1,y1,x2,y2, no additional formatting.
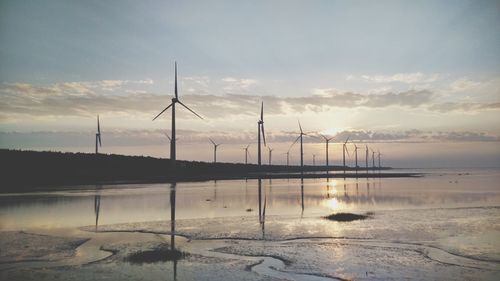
284,150,290,166
243,144,251,164
257,102,266,166
95,115,102,154
290,120,307,169
312,154,316,166
153,62,204,167
320,134,334,167
342,137,351,174
268,146,274,165
209,138,221,163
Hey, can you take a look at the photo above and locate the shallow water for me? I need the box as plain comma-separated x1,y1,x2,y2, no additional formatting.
1,169,499,280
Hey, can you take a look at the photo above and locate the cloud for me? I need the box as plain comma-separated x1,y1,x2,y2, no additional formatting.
359,73,441,84
1,81,499,122
449,78,481,92
2,129,498,149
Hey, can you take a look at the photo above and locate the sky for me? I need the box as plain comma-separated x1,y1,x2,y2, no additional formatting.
1,0,499,167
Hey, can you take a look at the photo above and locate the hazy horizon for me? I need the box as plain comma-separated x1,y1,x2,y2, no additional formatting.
1,0,499,168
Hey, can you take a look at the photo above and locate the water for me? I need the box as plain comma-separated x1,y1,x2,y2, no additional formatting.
1,169,499,280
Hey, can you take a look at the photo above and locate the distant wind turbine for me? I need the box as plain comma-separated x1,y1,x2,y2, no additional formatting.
378,150,382,170
257,102,266,166
320,134,334,167
95,115,102,154
354,144,359,176
209,138,221,163
312,154,316,166
268,146,274,165
365,145,369,175
243,144,251,164
342,137,351,175
284,150,290,166
152,62,204,167
290,120,308,169
371,148,376,171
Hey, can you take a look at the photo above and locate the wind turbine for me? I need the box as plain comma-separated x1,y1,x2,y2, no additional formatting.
378,150,382,170
342,137,351,175
290,120,307,169
284,150,290,166
257,102,266,166
209,138,221,163
164,131,178,158
95,115,102,154
152,62,204,167
320,134,334,167
268,146,274,165
365,145,369,175
371,148,376,171
312,154,316,166
354,144,359,176
243,144,251,164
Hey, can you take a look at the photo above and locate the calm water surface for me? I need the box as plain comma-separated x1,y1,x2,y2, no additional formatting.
1,168,499,231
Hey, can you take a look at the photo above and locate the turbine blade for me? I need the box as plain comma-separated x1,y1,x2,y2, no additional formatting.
298,120,303,133
209,138,216,145
97,115,100,134
344,136,350,144
260,101,264,121
152,103,173,121
345,144,351,157
178,101,204,120
98,133,102,146
174,62,178,99
261,124,266,146
290,135,301,149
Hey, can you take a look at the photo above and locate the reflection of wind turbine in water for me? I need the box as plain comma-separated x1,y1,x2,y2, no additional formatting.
94,185,101,231
243,144,251,164
170,183,178,281
300,178,305,218
152,62,204,167
326,178,330,198
95,115,102,154
257,102,267,167
209,138,221,163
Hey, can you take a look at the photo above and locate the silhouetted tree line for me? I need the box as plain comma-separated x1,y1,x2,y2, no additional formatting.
0,149,394,191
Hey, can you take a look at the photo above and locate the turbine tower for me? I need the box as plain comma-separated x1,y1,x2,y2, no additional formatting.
378,150,382,169
209,138,221,163
312,154,316,166
268,146,274,165
371,148,376,171
95,115,102,154
243,144,251,164
320,134,334,167
164,131,178,158
365,145,369,175
354,144,359,175
257,102,267,166
153,62,204,167
342,137,350,175
290,120,307,169
284,150,290,166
